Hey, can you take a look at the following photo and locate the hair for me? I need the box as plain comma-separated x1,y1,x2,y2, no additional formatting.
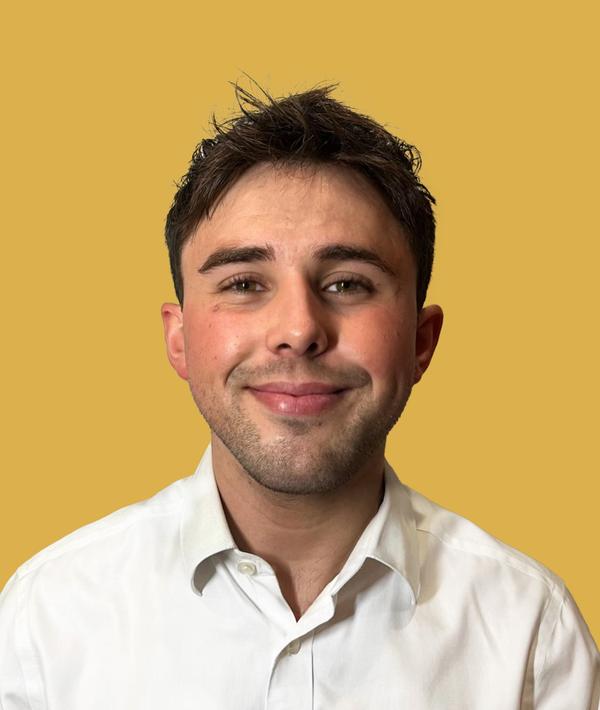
165,82,436,309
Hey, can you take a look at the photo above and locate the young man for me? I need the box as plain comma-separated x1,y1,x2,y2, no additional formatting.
1,85,598,708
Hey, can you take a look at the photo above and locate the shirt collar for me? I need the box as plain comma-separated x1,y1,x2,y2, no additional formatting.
364,461,421,603
180,446,237,593
322,461,420,606
180,447,420,604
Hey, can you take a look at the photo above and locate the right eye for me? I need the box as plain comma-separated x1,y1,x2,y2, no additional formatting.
220,275,267,294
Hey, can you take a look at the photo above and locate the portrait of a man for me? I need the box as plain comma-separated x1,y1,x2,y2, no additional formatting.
1,84,598,708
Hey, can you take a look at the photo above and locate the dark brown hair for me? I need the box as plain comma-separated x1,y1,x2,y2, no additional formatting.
165,83,436,309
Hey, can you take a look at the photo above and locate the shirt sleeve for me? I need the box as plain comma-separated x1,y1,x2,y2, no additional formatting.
535,586,600,709
0,573,34,710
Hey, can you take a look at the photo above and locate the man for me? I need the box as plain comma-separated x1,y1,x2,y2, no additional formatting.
1,84,598,709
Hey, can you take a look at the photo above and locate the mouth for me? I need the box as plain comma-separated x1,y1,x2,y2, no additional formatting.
246,381,349,416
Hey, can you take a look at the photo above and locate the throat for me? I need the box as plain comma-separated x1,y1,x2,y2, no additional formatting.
212,436,387,619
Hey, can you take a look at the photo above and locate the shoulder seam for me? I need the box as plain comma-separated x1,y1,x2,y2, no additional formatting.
416,526,562,595
15,571,43,709
535,589,567,684
16,506,180,582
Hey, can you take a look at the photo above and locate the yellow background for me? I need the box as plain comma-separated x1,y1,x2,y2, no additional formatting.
1,0,598,645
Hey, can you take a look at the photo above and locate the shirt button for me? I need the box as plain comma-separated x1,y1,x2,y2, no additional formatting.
237,561,257,576
286,639,301,655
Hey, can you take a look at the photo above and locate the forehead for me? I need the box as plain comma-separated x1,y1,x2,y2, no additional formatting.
184,162,412,265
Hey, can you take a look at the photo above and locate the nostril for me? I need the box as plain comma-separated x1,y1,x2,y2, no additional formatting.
275,340,320,354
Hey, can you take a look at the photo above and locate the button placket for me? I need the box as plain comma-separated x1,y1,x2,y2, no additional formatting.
285,638,301,655
266,633,314,709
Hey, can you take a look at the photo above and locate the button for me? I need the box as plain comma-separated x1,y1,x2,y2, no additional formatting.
285,639,301,655
237,561,257,576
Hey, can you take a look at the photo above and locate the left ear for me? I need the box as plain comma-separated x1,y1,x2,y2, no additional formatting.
413,304,444,384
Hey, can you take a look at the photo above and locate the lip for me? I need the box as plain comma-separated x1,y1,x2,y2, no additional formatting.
246,382,348,415
250,381,345,395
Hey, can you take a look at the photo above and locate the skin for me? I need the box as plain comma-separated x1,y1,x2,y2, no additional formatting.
162,162,443,619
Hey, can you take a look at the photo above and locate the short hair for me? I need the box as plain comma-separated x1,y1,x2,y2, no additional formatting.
165,83,436,309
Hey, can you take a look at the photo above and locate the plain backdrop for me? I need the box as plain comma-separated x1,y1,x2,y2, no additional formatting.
1,0,598,644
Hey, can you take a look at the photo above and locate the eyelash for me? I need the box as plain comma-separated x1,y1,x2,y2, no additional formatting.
221,274,267,293
220,274,373,296
323,276,373,295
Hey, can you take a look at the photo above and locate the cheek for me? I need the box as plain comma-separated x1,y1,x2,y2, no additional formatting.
183,310,256,381
339,308,416,383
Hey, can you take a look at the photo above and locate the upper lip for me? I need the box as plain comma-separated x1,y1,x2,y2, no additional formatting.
248,381,346,396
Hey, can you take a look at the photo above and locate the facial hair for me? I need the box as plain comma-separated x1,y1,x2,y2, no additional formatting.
190,361,412,495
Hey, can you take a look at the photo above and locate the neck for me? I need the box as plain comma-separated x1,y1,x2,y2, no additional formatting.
211,436,386,620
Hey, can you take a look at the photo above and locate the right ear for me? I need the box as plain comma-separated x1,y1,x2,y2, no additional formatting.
161,303,188,380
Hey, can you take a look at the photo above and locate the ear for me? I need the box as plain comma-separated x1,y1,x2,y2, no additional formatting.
413,304,443,384
161,303,188,381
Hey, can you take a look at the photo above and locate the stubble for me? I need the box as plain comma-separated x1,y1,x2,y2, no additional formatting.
189,362,412,495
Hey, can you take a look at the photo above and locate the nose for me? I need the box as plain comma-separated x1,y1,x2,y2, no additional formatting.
265,279,330,357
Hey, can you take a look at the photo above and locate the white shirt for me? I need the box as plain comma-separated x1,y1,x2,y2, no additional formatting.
1,447,598,709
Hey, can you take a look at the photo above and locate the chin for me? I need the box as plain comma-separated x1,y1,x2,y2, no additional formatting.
225,429,380,495
198,385,408,495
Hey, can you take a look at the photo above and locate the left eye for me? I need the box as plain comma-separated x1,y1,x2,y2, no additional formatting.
324,278,369,294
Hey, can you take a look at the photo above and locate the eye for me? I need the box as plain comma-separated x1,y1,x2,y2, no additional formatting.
220,274,267,294
323,276,373,295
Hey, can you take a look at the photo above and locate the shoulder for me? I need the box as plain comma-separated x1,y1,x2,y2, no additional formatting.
0,475,192,705
405,484,565,598
401,485,600,687
4,475,188,594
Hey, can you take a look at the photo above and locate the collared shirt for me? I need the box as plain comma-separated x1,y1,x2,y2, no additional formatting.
1,448,598,709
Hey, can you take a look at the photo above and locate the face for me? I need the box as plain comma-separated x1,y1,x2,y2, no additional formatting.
162,163,442,494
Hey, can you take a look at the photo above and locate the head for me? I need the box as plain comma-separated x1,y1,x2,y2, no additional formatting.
165,83,436,311
162,84,443,495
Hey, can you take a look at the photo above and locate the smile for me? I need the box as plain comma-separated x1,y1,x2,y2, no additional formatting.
246,382,348,416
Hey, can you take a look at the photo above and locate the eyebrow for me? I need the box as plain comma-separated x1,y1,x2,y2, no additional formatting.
313,244,395,275
198,245,276,273
197,242,395,275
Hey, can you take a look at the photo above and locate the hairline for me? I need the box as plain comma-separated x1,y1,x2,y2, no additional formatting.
176,158,422,305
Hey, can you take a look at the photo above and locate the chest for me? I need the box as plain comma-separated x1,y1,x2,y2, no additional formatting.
31,562,535,710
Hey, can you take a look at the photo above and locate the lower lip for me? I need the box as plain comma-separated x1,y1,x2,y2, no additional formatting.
248,389,346,415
